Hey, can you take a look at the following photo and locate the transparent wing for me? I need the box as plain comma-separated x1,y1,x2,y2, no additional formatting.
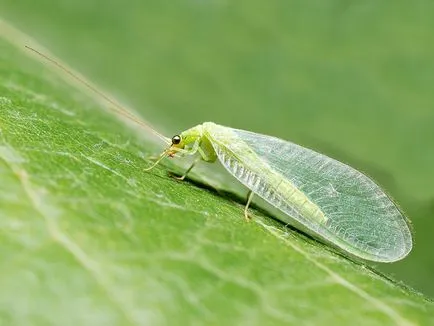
206,123,412,262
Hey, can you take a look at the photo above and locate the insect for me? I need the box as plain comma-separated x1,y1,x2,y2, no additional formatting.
26,46,413,263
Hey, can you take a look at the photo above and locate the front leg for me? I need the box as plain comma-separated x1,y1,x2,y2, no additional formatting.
145,140,202,173
173,146,210,181
173,139,200,157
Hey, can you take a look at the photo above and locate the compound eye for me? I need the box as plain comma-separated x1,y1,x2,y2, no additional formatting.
172,135,181,145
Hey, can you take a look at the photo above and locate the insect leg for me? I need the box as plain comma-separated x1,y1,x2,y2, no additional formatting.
173,140,201,157
174,157,201,181
197,147,211,161
144,150,169,171
244,190,254,221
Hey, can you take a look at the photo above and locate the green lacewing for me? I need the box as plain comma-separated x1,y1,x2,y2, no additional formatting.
27,46,413,263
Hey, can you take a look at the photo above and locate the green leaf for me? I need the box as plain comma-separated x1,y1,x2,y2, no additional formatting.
1,26,434,326
3,1,434,299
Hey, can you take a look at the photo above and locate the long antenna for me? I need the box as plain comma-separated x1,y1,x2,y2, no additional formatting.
25,45,171,145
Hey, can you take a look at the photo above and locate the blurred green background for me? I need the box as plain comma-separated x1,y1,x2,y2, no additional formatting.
1,0,433,298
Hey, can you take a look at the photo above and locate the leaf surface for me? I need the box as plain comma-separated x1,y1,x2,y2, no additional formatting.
0,29,433,326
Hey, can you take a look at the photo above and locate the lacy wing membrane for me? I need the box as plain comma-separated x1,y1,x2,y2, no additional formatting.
204,122,412,262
